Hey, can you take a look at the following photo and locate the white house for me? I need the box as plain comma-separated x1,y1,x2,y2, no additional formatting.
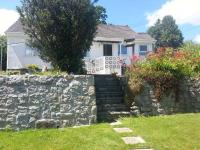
5,19,156,75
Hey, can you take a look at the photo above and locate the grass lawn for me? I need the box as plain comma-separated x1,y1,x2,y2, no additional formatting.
0,114,199,150
0,124,129,150
122,113,200,150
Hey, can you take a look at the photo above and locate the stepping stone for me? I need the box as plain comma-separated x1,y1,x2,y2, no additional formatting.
132,149,153,150
122,136,146,145
113,127,133,133
110,121,122,126
73,125,90,128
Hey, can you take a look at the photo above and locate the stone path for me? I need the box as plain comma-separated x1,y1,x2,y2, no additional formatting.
113,127,133,133
110,120,122,126
132,149,153,150
122,136,145,145
110,120,153,150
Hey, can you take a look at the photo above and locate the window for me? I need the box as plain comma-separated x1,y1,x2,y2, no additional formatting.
25,47,37,56
121,45,128,55
118,44,128,55
139,45,148,56
103,44,112,56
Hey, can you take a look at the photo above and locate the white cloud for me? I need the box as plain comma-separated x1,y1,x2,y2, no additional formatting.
147,0,200,26
193,35,200,43
0,9,19,35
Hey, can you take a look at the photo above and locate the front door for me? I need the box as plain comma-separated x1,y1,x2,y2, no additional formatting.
132,44,135,55
103,44,112,56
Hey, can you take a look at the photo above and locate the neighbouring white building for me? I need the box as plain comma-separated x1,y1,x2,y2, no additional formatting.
6,19,156,75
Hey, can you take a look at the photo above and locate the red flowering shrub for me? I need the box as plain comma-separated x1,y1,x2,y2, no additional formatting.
126,47,199,102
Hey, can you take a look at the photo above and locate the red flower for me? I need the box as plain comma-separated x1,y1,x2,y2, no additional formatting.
174,51,187,59
130,55,140,63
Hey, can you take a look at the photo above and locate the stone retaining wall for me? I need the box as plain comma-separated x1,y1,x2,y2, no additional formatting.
0,75,96,130
128,78,200,116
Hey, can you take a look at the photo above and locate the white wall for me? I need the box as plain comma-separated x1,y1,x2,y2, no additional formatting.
89,42,120,58
6,33,51,70
88,41,154,65
6,33,155,70
134,43,153,56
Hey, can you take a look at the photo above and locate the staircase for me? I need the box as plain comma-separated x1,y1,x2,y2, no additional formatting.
95,75,130,122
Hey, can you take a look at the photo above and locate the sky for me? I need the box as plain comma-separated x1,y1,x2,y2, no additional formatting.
1,0,200,43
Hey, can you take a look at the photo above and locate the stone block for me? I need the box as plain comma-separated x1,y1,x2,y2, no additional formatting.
35,119,59,129
0,77,5,84
0,109,8,113
88,86,95,96
91,106,97,115
89,115,97,124
0,120,6,128
16,113,30,126
56,113,73,120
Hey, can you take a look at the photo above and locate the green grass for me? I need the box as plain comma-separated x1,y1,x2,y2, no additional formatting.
122,113,200,150
0,124,129,150
0,114,200,150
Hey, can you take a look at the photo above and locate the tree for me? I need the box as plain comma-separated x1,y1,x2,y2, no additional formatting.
95,5,107,24
148,15,184,49
17,0,106,73
0,35,7,70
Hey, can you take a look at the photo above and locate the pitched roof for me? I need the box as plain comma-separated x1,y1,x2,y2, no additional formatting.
5,19,155,42
96,24,137,39
5,19,24,33
136,32,156,41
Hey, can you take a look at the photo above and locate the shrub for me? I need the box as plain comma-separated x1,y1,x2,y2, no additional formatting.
126,47,199,102
27,64,40,73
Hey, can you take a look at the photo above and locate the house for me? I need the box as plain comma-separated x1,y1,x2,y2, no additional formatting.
5,20,156,75
5,20,51,70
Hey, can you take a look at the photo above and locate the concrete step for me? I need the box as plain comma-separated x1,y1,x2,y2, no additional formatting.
96,91,123,94
98,111,131,122
95,87,122,92
95,79,120,82
96,99,123,105
95,82,121,86
95,75,119,78
97,104,129,112
96,92,123,97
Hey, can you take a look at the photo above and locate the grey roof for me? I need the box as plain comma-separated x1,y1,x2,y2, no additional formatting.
136,32,156,41
6,20,155,42
5,19,24,33
96,24,137,39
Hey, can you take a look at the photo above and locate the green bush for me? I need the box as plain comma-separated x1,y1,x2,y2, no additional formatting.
126,47,200,102
27,64,40,73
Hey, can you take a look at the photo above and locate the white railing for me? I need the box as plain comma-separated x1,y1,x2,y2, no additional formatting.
84,56,128,75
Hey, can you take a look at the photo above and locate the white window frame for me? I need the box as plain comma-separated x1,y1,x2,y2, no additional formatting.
139,45,148,56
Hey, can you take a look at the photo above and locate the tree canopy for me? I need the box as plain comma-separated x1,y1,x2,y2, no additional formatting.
95,5,107,24
17,0,107,73
0,35,7,70
148,15,184,49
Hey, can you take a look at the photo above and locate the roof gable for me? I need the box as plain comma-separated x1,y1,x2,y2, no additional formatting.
5,19,24,33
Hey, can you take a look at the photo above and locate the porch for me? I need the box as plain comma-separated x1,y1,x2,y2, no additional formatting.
84,56,129,75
